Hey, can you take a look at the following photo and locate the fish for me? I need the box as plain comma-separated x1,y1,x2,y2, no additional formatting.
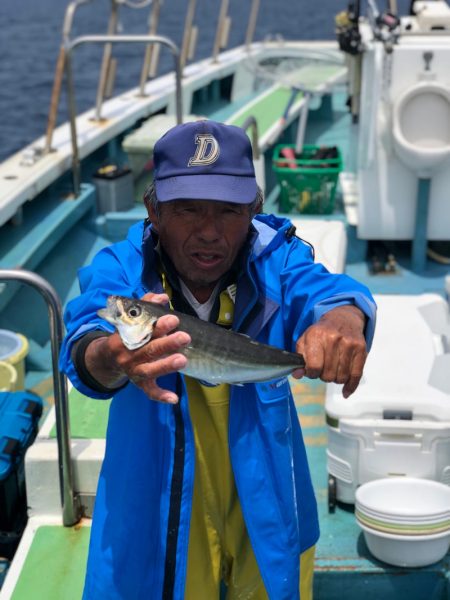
98,295,306,385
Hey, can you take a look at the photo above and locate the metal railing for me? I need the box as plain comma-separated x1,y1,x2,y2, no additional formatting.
43,0,262,193
245,0,261,49
138,0,163,95
45,0,161,152
44,0,93,154
94,1,120,121
240,115,260,160
45,0,261,152
212,0,231,63
64,34,183,196
0,270,80,527
180,0,198,70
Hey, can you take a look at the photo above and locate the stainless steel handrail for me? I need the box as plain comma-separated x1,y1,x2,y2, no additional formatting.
0,270,80,527
212,0,230,63
245,0,261,48
46,0,160,149
64,34,183,196
139,0,163,95
180,0,197,70
44,0,94,153
94,2,120,121
240,115,260,160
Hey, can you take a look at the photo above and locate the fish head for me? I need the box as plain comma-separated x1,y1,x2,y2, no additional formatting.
97,296,158,350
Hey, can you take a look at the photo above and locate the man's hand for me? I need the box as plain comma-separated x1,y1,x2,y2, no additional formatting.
84,293,191,404
294,305,367,398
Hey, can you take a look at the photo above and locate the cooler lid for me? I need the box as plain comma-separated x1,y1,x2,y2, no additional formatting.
326,294,450,422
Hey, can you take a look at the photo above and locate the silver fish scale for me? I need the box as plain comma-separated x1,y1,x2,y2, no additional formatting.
181,344,301,385
143,301,304,384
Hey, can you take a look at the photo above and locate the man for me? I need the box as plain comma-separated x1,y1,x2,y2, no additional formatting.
60,120,376,600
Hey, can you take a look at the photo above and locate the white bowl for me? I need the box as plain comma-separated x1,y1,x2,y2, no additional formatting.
356,510,450,536
356,503,450,526
355,478,450,519
355,504,450,524
358,522,450,568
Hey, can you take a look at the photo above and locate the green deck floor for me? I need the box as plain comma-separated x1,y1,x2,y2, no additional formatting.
228,85,302,136
49,388,110,440
10,525,90,600
227,63,346,139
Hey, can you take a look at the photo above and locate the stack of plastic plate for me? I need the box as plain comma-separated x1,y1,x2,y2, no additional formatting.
355,477,450,567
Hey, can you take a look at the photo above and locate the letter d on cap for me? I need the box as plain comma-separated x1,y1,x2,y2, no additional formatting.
188,134,220,167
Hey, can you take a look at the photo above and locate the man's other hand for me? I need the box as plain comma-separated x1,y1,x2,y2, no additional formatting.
295,305,367,398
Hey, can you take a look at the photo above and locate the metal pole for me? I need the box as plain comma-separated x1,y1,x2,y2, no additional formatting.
245,0,260,48
45,46,67,153
212,0,229,63
65,34,182,197
139,0,162,95
412,177,431,272
295,92,311,155
64,49,81,197
240,115,260,159
0,270,79,527
180,0,197,70
387,0,398,15
44,0,94,154
94,0,119,121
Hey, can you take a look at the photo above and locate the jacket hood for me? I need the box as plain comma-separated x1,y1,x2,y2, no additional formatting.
251,214,291,256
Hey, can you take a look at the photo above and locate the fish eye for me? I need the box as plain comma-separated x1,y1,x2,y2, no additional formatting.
128,305,142,318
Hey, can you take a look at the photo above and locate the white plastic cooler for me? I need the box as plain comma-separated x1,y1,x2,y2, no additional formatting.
326,294,450,505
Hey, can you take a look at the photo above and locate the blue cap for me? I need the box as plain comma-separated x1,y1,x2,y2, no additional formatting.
153,120,257,204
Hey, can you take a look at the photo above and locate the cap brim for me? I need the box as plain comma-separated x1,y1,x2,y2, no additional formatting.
155,174,257,204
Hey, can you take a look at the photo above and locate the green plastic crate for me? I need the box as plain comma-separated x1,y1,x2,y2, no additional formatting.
272,144,343,214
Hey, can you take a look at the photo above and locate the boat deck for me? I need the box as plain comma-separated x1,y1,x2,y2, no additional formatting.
2,382,449,599
4,521,90,600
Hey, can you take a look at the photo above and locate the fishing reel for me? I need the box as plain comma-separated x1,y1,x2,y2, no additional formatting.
335,10,363,56
367,0,401,53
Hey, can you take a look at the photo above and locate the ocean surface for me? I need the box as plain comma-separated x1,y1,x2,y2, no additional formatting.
0,0,410,162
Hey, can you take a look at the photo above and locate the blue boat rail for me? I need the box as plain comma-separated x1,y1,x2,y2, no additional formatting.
0,270,80,528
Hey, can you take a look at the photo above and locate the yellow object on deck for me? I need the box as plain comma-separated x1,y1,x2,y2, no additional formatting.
0,360,18,391
0,330,29,390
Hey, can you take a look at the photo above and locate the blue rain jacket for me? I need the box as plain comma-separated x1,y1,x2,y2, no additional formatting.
60,214,376,600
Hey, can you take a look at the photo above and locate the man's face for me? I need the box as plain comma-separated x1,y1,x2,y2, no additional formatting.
148,199,252,302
